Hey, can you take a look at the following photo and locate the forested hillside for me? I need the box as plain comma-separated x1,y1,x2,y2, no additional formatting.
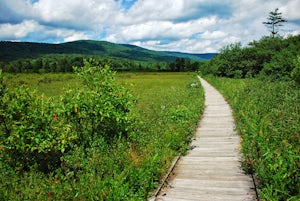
0,40,215,73
0,40,177,62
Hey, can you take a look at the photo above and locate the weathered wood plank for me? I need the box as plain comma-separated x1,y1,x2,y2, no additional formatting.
157,191,254,201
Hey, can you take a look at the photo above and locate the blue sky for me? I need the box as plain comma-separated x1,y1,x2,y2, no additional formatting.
121,0,137,10
1,0,300,53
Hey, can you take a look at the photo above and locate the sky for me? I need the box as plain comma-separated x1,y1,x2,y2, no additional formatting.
0,0,300,53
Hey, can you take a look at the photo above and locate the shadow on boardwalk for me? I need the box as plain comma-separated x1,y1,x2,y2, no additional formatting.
153,77,256,201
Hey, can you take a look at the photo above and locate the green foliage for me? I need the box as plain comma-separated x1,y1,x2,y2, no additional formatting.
0,53,171,73
0,40,176,62
0,60,133,173
291,56,300,84
167,58,200,72
0,75,72,172
66,61,134,142
200,35,300,83
205,76,300,201
259,48,295,81
0,71,204,200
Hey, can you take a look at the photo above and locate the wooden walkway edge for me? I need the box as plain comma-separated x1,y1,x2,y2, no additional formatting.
154,76,255,201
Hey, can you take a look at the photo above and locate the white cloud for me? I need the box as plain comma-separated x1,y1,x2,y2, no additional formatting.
132,38,215,54
0,0,299,53
115,20,189,41
0,20,41,39
121,0,184,23
39,28,92,42
32,0,120,29
201,31,227,39
105,16,217,44
63,32,90,42
281,0,300,20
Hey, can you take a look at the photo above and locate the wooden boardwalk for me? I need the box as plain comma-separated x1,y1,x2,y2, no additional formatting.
155,77,255,201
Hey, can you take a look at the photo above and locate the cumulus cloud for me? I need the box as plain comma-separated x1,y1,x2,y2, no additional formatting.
0,20,41,39
32,0,120,29
64,33,90,42
281,0,300,20
105,16,218,44
120,0,184,24
0,0,299,53
201,31,228,39
113,19,211,41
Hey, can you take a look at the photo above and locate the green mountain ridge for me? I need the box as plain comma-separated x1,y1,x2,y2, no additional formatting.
0,40,216,62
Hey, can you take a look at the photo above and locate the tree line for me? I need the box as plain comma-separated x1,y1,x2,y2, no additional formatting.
0,53,201,73
199,34,300,83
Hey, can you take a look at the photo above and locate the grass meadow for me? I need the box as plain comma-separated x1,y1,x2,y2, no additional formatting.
1,72,204,200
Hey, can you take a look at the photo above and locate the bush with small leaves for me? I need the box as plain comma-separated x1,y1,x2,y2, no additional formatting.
0,60,134,173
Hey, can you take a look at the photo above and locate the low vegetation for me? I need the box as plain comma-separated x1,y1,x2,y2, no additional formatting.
204,76,299,201
0,61,204,200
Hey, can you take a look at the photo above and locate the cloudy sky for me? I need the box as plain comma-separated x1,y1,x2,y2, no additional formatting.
1,0,300,53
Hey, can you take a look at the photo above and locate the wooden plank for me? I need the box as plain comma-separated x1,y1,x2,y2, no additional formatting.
180,156,241,162
171,178,253,188
158,191,254,201
154,77,255,201
160,187,254,197
174,173,253,181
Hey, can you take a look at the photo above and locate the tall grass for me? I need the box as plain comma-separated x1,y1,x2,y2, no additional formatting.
204,76,299,201
1,72,204,200
3,73,79,97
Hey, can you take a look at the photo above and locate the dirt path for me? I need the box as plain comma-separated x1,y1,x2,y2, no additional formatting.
155,76,255,201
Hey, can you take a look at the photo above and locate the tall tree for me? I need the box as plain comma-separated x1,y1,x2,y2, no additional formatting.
263,8,287,37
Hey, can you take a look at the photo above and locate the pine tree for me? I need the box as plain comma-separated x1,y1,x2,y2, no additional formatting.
263,8,287,37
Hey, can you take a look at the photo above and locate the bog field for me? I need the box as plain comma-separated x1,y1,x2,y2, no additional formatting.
0,69,204,200
1,67,299,200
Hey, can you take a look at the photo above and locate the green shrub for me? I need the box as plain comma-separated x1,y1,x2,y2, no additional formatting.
199,35,300,82
291,56,300,84
65,61,134,143
259,49,295,81
0,60,134,173
0,83,73,172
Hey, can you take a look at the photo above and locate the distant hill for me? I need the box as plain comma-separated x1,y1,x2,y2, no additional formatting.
162,51,217,61
0,40,216,62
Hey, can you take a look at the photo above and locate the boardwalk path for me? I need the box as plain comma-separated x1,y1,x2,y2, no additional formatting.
155,77,255,201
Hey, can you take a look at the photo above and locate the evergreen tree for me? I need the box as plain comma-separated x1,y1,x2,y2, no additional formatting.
263,8,287,37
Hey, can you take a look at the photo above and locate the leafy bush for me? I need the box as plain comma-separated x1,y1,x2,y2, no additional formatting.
291,55,300,84
1,76,73,172
259,49,296,81
0,60,133,172
64,62,134,143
